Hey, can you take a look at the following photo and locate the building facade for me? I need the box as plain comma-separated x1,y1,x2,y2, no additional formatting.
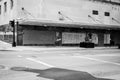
0,0,120,46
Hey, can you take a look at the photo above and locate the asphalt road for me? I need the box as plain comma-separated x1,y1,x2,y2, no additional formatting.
0,47,120,80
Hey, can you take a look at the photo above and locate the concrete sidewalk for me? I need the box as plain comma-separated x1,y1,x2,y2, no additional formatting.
0,40,83,51
0,40,119,51
0,40,12,50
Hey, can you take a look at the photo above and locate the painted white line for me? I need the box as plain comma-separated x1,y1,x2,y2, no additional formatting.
17,55,22,58
17,55,55,67
4,67,9,70
26,58,55,67
74,56,120,66
0,65,9,70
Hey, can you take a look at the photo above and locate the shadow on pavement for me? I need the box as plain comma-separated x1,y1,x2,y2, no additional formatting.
10,67,115,80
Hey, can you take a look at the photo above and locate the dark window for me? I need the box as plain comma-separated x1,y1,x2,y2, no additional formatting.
10,0,13,9
105,12,110,16
4,2,7,12
0,5,1,14
92,10,98,15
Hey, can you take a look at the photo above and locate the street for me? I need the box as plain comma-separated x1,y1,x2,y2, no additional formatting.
0,47,120,80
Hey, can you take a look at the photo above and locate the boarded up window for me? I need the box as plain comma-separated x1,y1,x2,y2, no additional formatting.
62,32,86,44
104,34,110,44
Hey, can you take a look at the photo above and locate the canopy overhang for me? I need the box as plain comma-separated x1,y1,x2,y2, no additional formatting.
19,20,120,30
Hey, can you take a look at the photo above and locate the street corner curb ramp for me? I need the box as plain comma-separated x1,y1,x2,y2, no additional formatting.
0,40,12,51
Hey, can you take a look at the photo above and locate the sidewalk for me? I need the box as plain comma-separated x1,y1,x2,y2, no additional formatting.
0,40,82,51
0,40,12,50
0,40,119,51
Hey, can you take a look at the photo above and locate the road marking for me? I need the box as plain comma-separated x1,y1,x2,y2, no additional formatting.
0,65,9,70
74,56,120,66
17,55,22,58
26,58,55,67
17,55,55,67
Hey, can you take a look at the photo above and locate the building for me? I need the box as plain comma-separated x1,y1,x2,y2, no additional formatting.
0,0,120,46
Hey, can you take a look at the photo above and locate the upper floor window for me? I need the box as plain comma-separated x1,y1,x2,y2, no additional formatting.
105,12,110,16
92,10,98,15
4,2,7,13
0,5,1,15
10,0,13,9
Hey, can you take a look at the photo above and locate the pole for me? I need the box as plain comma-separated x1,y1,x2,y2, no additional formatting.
12,20,16,47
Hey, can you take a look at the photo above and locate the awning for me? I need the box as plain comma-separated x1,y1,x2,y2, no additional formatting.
19,20,120,30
